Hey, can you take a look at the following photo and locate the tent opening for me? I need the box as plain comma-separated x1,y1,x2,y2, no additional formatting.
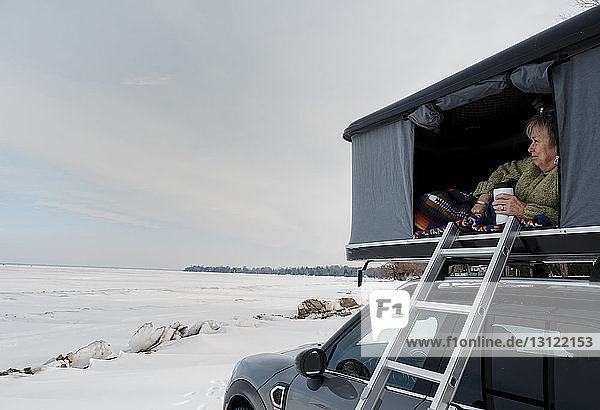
413,86,553,212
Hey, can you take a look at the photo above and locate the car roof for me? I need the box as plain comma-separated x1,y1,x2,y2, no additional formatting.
397,278,600,326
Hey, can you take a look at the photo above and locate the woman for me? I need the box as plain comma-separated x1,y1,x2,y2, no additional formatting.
415,108,559,234
470,108,559,226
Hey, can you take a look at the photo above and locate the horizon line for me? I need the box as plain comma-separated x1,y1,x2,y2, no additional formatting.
0,262,180,272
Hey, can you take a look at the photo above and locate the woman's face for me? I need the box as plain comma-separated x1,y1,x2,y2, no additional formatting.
528,125,557,172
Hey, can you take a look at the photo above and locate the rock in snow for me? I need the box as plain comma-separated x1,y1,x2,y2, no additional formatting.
338,297,361,309
67,340,112,369
296,298,361,319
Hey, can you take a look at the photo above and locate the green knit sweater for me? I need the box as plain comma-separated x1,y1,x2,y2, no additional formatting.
473,157,560,226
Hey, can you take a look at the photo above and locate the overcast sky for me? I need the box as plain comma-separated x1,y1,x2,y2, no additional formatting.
0,0,583,269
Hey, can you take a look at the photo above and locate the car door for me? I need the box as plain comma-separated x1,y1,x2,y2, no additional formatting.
285,308,452,410
448,312,600,410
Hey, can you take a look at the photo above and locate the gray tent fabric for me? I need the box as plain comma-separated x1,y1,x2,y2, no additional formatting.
510,61,554,94
349,120,414,244
553,46,600,228
435,74,507,111
408,103,443,132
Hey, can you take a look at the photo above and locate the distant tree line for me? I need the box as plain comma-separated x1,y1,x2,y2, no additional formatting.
183,263,430,279
183,264,366,277
575,0,599,9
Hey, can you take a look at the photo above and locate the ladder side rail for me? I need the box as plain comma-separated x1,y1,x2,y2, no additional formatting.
355,222,459,410
429,216,521,409
409,222,460,304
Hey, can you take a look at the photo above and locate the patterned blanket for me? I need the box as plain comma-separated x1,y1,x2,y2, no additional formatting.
414,189,473,231
414,190,551,238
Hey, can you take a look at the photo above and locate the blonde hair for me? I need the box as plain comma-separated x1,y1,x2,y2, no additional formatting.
525,108,557,147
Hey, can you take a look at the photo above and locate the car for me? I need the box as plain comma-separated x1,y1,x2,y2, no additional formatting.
223,277,600,410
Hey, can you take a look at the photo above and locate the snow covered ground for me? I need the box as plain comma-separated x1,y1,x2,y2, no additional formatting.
0,264,396,409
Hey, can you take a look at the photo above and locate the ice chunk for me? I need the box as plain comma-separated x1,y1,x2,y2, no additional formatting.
144,326,166,351
171,322,187,340
183,321,203,337
169,322,186,340
67,340,112,369
199,320,224,334
157,326,176,345
128,322,164,353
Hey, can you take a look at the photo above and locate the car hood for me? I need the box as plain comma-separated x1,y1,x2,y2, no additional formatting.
230,342,321,389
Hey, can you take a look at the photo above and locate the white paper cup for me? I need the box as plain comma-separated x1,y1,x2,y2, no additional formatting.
493,187,514,224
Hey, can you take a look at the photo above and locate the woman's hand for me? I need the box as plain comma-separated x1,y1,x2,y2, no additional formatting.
471,194,490,214
493,194,526,218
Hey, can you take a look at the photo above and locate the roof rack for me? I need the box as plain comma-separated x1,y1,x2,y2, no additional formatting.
347,226,600,264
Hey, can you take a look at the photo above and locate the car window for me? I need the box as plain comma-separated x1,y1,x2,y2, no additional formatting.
386,312,448,394
327,306,600,410
326,307,453,395
326,311,383,380
454,355,600,410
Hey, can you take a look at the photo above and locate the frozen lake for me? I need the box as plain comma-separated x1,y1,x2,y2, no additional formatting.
0,264,393,409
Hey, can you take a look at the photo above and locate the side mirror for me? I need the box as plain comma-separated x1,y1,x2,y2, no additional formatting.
295,348,326,378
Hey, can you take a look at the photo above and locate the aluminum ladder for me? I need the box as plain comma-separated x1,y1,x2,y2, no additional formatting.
355,216,521,410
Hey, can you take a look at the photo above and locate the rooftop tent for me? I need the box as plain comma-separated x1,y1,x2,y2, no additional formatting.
553,45,600,227
350,120,414,244
343,7,600,260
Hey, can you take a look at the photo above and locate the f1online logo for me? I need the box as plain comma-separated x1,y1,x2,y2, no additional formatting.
369,290,411,342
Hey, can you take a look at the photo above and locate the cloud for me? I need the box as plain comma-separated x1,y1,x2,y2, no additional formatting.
120,73,173,86
38,201,156,228
1,1,575,267
0,63,351,263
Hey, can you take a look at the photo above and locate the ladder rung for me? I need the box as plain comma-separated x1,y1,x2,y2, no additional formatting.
414,300,472,314
385,360,443,383
440,247,497,258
